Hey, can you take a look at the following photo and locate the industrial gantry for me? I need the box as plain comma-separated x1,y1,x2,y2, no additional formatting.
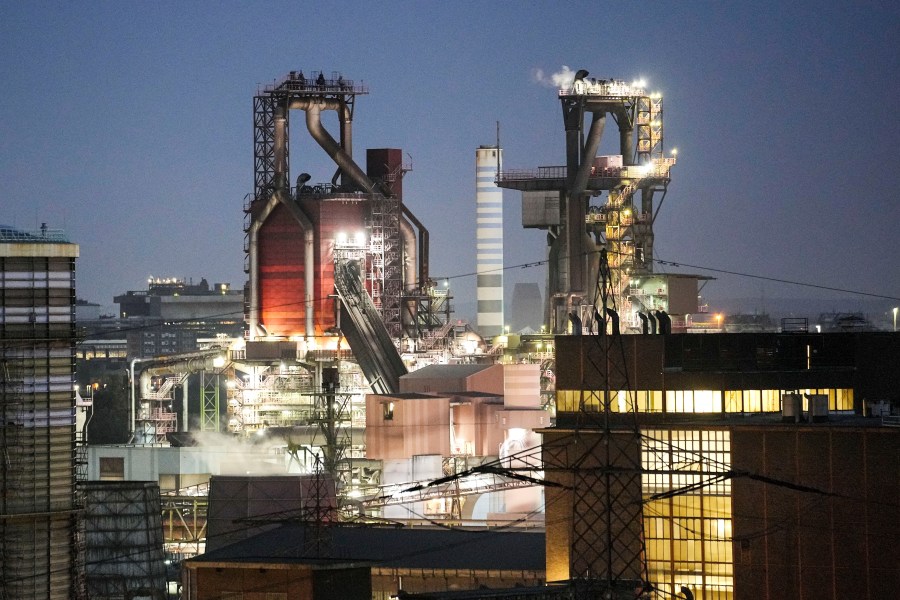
236,70,455,498
499,71,680,334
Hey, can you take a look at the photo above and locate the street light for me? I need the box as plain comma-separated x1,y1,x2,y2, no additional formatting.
893,307,898,332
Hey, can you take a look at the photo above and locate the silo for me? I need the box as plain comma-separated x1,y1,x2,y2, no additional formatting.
0,225,81,599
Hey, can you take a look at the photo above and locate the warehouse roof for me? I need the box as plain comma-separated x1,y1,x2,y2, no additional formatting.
189,523,545,571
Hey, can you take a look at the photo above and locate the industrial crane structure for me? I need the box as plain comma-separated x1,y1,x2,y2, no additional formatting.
499,71,696,335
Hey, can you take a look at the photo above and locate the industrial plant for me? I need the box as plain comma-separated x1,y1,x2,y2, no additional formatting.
1,68,898,600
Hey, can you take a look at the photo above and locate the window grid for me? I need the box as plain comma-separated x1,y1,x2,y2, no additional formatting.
642,429,733,600
557,388,853,414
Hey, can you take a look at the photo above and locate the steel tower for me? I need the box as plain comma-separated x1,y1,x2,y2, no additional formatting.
499,72,674,334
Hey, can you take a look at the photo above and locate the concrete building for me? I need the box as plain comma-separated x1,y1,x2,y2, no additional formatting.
365,364,547,521
113,277,243,358
0,224,81,600
542,332,900,599
476,145,504,337
115,277,242,321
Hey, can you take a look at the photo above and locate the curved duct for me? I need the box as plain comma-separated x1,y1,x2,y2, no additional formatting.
288,97,382,195
570,111,606,200
130,350,228,438
293,98,430,294
248,194,279,339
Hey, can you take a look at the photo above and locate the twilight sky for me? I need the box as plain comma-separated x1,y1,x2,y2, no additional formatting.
2,2,898,321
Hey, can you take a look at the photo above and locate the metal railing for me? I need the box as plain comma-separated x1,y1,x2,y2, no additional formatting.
0,226,69,243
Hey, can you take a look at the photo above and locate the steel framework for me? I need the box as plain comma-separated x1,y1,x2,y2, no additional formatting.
497,74,675,334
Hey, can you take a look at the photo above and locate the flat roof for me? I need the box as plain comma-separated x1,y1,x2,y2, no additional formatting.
401,364,497,380
188,523,545,571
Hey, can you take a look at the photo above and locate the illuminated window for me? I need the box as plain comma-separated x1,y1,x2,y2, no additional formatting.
382,402,394,420
724,390,741,413
835,388,853,410
694,390,722,413
642,429,733,599
558,387,852,416
760,390,780,412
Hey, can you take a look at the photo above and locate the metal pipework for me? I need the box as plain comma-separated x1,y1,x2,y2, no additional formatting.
287,97,382,195
248,102,314,339
618,118,634,166
399,215,418,291
273,101,315,337
248,195,277,339
401,205,430,287
129,350,226,439
570,112,606,199
273,102,288,190
292,97,431,294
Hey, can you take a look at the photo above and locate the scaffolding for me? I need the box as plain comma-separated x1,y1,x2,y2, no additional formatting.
136,375,182,444
368,193,404,339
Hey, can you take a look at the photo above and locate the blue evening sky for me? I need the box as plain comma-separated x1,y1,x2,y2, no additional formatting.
2,2,898,319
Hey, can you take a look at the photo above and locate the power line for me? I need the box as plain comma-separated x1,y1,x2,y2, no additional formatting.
442,249,900,302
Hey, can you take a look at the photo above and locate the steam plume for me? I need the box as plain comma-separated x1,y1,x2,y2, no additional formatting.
532,65,578,89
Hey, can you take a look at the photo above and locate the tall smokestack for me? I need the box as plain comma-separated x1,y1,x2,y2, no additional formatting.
476,145,504,337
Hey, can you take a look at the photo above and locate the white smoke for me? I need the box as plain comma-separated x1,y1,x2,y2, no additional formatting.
188,430,288,476
532,65,578,89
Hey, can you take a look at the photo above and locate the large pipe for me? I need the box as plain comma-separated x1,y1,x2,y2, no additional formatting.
401,205,429,286
615,107,635,166
298,98,433,298
570,112,606,200
129,357,151,442
399,215,418,291
565,112,605,299
289,98,381,195
273,102,288,190
257,99,315,338
338,99,353,187
248,195,278,339
278,189,315,338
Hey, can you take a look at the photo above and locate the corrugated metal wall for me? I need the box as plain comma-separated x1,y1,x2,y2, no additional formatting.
1,249,80,600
